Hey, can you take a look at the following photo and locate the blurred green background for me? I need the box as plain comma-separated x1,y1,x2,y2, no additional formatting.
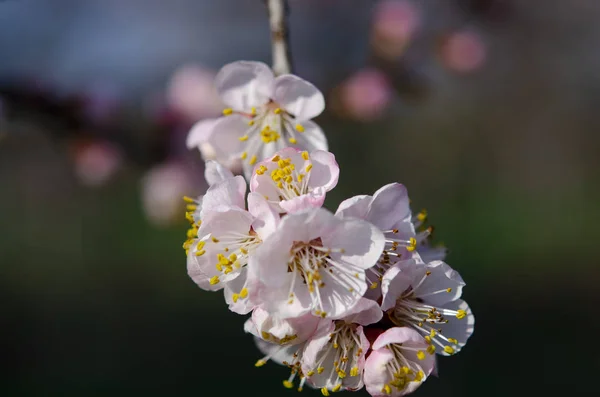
1,0,599,396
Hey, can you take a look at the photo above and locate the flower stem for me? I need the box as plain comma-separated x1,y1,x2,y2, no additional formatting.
266,0,292,75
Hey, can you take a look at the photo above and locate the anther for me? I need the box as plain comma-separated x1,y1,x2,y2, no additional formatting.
222,108,233,115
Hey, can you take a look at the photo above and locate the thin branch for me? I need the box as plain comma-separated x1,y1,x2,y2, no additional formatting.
266,0,292,75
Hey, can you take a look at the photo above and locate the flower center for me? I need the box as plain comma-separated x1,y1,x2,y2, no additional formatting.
286,239,348,318
306,321,362,393
388,272,467,355
256,152,313,202
202,230,261,286
380,344,425,395
223,103,306,165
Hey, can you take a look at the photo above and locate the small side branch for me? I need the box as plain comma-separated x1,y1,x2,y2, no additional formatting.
266,0,292,75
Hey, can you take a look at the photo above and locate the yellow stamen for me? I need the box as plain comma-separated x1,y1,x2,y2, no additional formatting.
301,151,309,160
209,276,220,285
295,124,305,132
283,380,294,389
222,108,233,115
444,346,455,354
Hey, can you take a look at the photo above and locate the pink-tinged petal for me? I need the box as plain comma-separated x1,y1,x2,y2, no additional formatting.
278,192,325,213
414,260,465,307
364,349,395,397
366,328,435,396
324,218,385,270
335,195,372,220
300,321,335,369
317,269,368,318
186,237,231,291
273,74,325,121
294,120,328,152
204,160,234,186
380,260,417,311
206,114,249,161
250,308,323,345
434,299,474,355
372,327,425,351
367,183,411,230
307,150,339,191
186,118,219,149
215,61,273,111
339,298,383,326
247,192,280,239
199,175,246,218
223,268,254,315
197,207,253,246
253,337,304,366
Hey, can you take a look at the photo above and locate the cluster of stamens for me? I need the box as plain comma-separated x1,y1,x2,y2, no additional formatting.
380,344,426,395
256,152,313,202
256,346,307,392
182,196,202,256
286,239,352,318
389,271,467,355
222,103,306,165
307,322,363,396
204,231,261,292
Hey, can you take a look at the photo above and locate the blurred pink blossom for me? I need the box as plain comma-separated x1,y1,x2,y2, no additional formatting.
341,69,393,121
73,141,123,187
372,0,421,58
141,162,199,227
439,31,487,73
167,64,223,122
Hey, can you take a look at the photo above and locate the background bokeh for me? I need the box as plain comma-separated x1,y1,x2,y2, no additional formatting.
1,0,598,395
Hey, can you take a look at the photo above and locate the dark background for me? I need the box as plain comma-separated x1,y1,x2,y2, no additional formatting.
1,0,598,396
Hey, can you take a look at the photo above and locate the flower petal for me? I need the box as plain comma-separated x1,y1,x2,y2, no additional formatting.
293,120,328,152
339,297,383,326
335,195,372,219
247,192,280,239
186,118,219,149
186,237,224,291
273,74,325,120
372,327,426,351
307,150,339,191
324,217,385,270
380,259,418,311
223,268,255,315
204,160,234,187
199,175,247,219
215,61,273,111
252,337,304,366
367,183,412,230
434,299,475,355
414,260,466,307
363,349,395,397
249,307,323,345
206,114,249,161
278,192,326,213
